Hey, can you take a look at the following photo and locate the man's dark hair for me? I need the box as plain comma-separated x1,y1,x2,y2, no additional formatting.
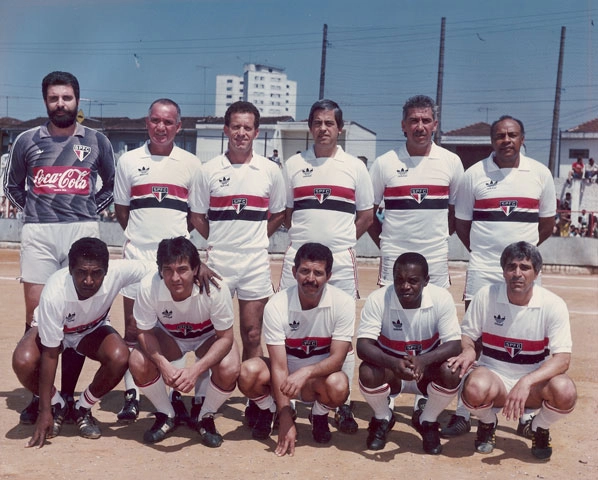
42,71,80,102
308,99,344,130
224,101,260,128
294,242,333,275
157,237,200,273
148,98,181,123
500,241,543,274
402,95,437,121
393,252,429,279
68,237,109,271
490,115,525,138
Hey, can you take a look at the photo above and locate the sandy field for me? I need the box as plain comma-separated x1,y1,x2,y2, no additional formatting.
0,247,596,480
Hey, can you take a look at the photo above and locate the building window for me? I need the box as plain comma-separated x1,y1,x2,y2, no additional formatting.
569,149,590,159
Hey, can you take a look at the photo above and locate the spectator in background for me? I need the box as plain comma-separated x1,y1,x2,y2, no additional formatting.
269,149,281,167
567,157,584,185
584,158,598,183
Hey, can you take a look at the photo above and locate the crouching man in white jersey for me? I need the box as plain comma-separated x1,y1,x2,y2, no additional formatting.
238,243,354,457
448,242,576,460
14,238,154,448
129,237,240,447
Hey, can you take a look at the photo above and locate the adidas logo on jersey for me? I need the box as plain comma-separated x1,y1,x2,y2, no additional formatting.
301,167,313,177
162,309,173,319
493,314,505,326
219,176,230,187
396,167,409,177
485,179,498,188
392,318,403,330
289,320,300,331
138,166,150,175
65,312,76,323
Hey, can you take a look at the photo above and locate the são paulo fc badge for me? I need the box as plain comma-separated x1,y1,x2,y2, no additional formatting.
410,187,428,203
232,198,247,213
152,186,168,202
500,200,518,216
73,145,91,162
314,187,331,203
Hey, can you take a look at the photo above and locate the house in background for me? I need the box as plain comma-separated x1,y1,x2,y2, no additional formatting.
558,118,598,178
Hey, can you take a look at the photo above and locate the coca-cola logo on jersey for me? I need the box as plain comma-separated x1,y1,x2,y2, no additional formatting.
32,166,91,195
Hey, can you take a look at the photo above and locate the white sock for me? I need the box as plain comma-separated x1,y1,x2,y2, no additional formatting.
199,379,233,419
139,375,174,417
76,386,100,411
359,381,392,421
252,393,276,412
463,397,496,425
123,347,140,396
420,382,459,424
312,400,332,416
533,400,574,431
340,349,355,406
51,389,65,408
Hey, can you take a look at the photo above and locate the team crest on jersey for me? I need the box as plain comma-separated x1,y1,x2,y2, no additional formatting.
65,312,76,323
138,166,150,175
504,341,522,358
302,167,314,177
314,188,331,204
485,179,498,188
232,198,247,213
176,323,194,336
493,314,506,326
396,167,409,177
392,318,403,331
301,339,318,355
152,186,168,202
161,309,173,319
219,176,230,187
73,145,91,162
500,200,518,216
410,188,428,204
289,320,300,331
405,344,422,356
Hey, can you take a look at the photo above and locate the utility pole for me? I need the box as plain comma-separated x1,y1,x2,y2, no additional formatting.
319,24,328,100
548,26,566,177
434,17,446,145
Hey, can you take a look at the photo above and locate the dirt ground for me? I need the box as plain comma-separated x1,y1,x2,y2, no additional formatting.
0,247,596,480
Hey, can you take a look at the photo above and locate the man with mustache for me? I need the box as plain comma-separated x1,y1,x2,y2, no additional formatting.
4,71,115,430
279,99,374,434
237,242,354,456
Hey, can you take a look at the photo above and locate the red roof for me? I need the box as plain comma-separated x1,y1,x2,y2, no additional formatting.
566,118,598,133
444,122,491,136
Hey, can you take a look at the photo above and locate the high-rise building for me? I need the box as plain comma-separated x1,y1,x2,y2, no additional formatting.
215,64,297,119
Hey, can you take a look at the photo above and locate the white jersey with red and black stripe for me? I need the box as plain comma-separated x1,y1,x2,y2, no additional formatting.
189,152,285,251
357,283,461,358
461,283,571,378
4,122,115,223
284,146,374,252
114,142,199,249
370,143,463,265
133,271,234,340
455,154,556,274
263,283,355,369
34,260,155,348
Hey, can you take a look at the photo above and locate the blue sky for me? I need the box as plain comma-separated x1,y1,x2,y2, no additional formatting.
0,0,596,161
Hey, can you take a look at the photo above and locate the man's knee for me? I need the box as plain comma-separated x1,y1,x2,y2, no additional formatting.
435,361,462,389
325,371,349,406
238,358,268,394
547,375,577,409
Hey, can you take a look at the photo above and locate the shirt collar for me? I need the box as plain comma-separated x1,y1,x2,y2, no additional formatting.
388,284,434,311
219,151,261,170
40,121,85,138
288,283,333,312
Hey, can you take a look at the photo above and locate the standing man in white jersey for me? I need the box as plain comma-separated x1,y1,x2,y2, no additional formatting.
113,98,203,423
446,115,556,438
280,99,374,434
189,101,286,422
13,238,154,448
448,242,576,460
3,71,115,426
368,95,463,288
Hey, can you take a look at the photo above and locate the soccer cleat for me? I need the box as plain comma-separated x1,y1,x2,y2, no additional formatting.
474,420,497,454
411,398,427,434
75,406,101,439
244,400,260,429
116,389,139,423
366,413,396,451
252,408,274,440
46,401,68,439
440,414,472,438
143,412,176,444
334,403,358,434
197,415,223,448
309,412,332,444
420,421,442,455
188,396,204,430
19,395,40,425
171,391,190,426
531,426,552,460
516,416,534,439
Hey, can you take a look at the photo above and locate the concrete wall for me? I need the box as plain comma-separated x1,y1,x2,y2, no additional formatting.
1,218,596,268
